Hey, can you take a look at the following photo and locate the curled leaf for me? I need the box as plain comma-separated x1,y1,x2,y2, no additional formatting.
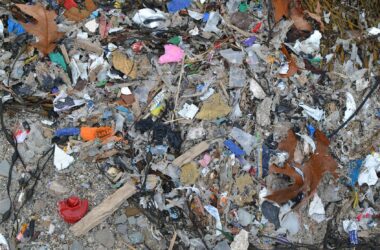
279,44,298,78
266,129,338,208
272,0,291,22
16,4,64,56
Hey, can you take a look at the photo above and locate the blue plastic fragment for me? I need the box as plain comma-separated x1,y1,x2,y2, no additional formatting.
307,124,316,137
103,109,113,120
348,159,363,186
7,18,25,35
91,11,99,18
167,0,192,13
55,128,80,137
262,144,270,177
116,106,134,122
224,139,245,157
202,12,210,22
243,36,256,47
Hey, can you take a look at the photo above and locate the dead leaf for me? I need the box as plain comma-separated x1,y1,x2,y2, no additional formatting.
196,93,231,120
16,4,64,56
112,51,137,79
266,129,338,208
272,0,291,22
277,129,297,161
289,2,312,31
99,13,111,39
304,11,324,31
279,44,298,78
63,0,97,22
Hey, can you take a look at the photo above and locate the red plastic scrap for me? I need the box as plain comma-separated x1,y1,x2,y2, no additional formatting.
251,22,262,33
58,196,89,224
59,0,78,10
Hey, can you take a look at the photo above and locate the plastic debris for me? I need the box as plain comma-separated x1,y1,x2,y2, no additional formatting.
54,144,74,170
132,8,167,29
178,103,199,119
343,92,356,123
58,196,89,224
159,45,185,64
308,194,325,223
299,103,325,121
230,229,249,250
358,153,380,186
167,0,192,13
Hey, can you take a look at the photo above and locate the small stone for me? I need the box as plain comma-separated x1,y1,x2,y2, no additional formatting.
214,240,231,250
125,207,141,217
0,160,17,178
230,229,249,250
0,197,11,215
261,201,280,228
70,240,83,250
94,229,115,248
115,214,127,224
47,181,70,196
237,209,254,227
117,224,128,234
129,232,144,244
127,216,136,225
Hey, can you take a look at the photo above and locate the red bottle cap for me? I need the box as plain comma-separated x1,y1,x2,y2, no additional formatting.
58,196,89,224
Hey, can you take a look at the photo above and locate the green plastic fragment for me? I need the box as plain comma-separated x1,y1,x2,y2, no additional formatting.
96,80,107,87
49,52,67,71
168,36,181,45
309,57,322,63
239,2,249,12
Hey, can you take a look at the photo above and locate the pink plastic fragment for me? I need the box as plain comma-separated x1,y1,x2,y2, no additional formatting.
158,45,185,64
199,153,211,167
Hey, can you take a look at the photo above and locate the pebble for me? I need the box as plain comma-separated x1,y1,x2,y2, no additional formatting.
70,240,83,250
127,216,136,225
129,232,144,244
115,214,127,224
0,197,11,215
117,224,128,234
95,229,115,248
237,208,254,227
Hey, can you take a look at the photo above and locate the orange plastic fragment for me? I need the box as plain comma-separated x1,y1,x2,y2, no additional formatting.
80,127,113,141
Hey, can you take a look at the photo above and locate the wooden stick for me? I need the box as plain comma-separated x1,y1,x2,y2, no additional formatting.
70,182,136,236
168,231,177,250
173,141,210,167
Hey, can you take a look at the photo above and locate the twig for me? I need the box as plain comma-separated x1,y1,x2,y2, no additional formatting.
168,231,177,250
174,56,186,112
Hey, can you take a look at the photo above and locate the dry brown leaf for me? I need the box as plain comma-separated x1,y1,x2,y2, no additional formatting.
277,129,297,161
63,0,97,22
279,45,298,78
272,0,291,22
290,5,312,31
112,51,137,79
16,4,64,56
266,129,338,208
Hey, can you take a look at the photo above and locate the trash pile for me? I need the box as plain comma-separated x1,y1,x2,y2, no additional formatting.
0,0,379,249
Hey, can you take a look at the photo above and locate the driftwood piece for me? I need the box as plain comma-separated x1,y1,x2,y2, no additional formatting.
172,141,210,167
70,182,136,236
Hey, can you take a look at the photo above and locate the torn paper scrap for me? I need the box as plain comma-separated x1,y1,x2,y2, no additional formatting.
54,144,74,171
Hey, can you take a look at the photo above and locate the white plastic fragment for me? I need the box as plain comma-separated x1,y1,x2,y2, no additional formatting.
54,144,74,171
343,92,356,123
178,103,199,119
203,11,222,34
0,233,9,250
281,212,300,235
204,205,222,236
121,87,132,95
230,229,249,250
367,27,380,36
200,88,215,101
293,30,322,55
85,19,99,33
41,120,54,126
296,133,316,153
343,219,358,233
189,26,199,36
0,20,4,36
358,153,380,186
249,79,266,99
220,49,244,64
230,127,257,154
188,10,204,20
308,194,326,223
299,103,325,121
132,8,167,29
